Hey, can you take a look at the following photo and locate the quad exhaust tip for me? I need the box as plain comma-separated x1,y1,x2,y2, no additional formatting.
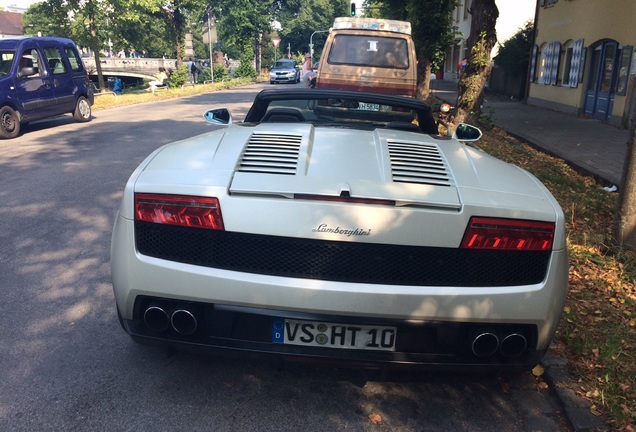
143,303,170,332
143,302,200,335
471,329,528,358
171,306,198,335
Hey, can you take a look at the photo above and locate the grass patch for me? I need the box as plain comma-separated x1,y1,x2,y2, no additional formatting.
478,128,636,430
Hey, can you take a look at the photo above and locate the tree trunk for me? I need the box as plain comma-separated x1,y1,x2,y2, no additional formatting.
455,0,499,124
416,47,431,100
87,4,105,92
255,35,261,75
613,75,636,250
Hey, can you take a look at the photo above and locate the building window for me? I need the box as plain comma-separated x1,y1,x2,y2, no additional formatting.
464,0,471,20
616,45,632,96
560,41,573,87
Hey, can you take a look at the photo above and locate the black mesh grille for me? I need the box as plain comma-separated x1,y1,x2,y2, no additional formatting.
135,221,550,287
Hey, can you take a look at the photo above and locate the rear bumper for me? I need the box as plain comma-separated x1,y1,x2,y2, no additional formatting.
111,215,568,367
120,298,547,369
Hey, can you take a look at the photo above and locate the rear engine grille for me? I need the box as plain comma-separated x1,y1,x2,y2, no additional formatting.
237,133,302,175
135,222,550,287
388,140,451,186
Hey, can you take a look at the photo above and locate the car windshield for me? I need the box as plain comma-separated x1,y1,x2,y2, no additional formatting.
273,61,295,69
244,91,438,134
0,50,15,75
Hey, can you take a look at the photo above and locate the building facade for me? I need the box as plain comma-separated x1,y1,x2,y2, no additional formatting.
529,0,636,128
443,1,472,80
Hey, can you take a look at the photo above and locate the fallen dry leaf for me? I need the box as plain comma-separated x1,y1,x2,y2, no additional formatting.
368,413,382,425
532,364,545,377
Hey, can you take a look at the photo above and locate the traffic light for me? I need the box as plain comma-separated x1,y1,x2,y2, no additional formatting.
350,2,356,16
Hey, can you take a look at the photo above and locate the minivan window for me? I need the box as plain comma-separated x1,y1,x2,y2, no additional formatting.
18,48,43,78
44,46,67,75
64,46,83,72
328,35,409,69
0,51,15,75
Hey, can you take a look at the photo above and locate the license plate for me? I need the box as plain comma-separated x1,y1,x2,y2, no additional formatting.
357,102,380,111
272,319,397,351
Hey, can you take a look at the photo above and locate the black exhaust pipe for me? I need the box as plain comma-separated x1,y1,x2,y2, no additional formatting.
171,305,199,335
144,303,170,332
471,329,499,357
499,333,527,358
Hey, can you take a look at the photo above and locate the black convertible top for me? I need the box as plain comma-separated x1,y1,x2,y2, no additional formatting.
243,89,438,134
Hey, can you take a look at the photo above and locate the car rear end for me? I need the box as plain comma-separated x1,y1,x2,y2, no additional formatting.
316,17,417,97
111,124,568,370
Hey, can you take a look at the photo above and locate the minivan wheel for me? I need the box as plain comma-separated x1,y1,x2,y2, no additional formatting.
73,96,92,122
0,106,20,139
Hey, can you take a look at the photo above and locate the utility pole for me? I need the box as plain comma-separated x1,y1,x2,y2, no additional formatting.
206,10,215,83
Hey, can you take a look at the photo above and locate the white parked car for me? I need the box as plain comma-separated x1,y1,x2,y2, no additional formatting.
111,89,568,370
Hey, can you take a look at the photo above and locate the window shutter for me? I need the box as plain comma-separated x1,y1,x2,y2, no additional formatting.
550,42,561,85
530,45,538,82
542,43,554,85
569,38,584,88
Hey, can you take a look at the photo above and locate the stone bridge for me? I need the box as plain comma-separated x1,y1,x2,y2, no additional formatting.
83,57,180,81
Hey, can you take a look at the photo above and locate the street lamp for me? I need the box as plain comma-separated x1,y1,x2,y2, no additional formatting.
309,30,329,65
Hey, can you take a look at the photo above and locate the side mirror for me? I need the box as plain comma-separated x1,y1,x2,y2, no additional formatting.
203,108,232,125
453,123,482,142
18,67,35,78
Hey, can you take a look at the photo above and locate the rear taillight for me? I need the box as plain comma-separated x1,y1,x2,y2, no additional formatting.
461,217,554,251
134,194,224,230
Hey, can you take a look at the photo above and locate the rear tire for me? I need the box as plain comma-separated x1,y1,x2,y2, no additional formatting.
73,96,91,122
0,106,20,139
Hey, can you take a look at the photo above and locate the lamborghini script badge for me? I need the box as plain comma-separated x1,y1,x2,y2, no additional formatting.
312,224,371,237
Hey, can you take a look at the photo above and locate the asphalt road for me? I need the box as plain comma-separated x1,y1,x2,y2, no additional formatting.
0,83,571,432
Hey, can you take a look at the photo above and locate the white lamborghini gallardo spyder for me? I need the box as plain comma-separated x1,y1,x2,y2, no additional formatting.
111,89,568,369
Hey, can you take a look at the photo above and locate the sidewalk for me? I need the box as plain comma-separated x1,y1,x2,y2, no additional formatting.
429,79,630,187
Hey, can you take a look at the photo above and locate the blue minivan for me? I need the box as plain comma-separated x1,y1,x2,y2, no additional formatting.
0,36,94,139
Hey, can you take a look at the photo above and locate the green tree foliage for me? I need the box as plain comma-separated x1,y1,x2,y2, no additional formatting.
273,0,348,60
493,21,534,76
363,0,459,99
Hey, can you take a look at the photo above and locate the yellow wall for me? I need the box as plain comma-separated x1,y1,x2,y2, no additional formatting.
537,0,636,44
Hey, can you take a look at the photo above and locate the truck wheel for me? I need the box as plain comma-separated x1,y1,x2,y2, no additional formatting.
0,106,20,139
73,96,92,122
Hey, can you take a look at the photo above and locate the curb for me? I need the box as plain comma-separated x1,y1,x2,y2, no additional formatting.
542,353,608,431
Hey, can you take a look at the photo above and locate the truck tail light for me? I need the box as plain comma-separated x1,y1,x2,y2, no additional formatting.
134,194,224,230
461,217,554,251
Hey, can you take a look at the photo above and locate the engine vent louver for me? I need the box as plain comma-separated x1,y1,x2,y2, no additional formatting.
238,133,302,175
388,140,452,186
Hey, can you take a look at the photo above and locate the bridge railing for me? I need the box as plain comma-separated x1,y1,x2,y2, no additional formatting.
82,57,179,74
